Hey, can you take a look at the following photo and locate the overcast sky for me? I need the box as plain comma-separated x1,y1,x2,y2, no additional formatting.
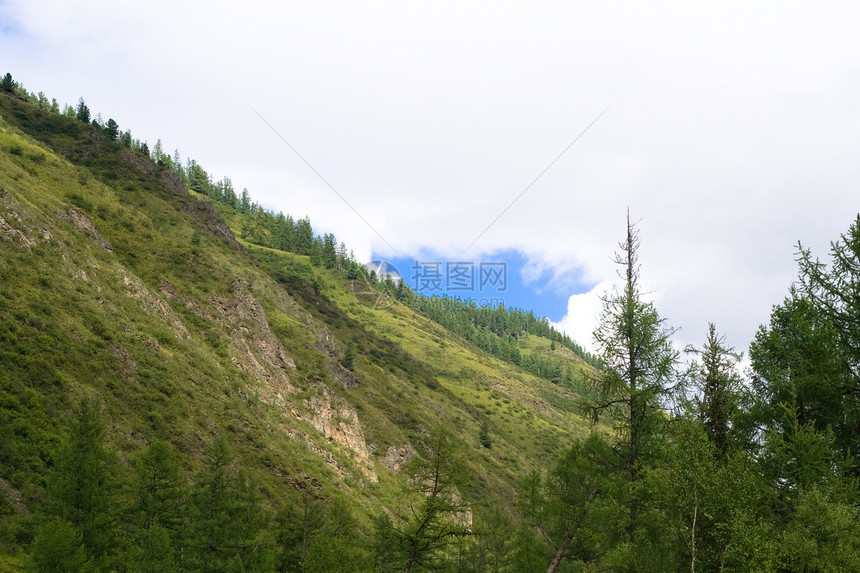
3,1,859,355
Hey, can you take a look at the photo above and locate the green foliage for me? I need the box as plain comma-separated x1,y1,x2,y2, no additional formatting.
188,436,273,572
75,97,90,123
105,118,119,140
377,429,472,572
28,518,86,572
275,488,325,572
134,440,187,532
779,485,860,572
684,323,744,459
47,397,118,561
305,499,370,572
761,407,839,499
479,420,491,449
1,73,14,93
412,295,599,371
794,217,860,476
341,340,356,371
586,214,678,555
130,522,179,573
4,80,860,571
649,420,776,572
518,433,621,571
750,296,849,447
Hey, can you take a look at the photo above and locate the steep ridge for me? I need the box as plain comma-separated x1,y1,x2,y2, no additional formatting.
0,90,595,569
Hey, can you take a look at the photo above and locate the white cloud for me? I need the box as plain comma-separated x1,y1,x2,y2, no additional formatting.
3,0,860,354
552,281,612,355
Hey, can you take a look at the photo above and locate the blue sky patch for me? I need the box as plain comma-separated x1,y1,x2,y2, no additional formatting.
376,249,594,322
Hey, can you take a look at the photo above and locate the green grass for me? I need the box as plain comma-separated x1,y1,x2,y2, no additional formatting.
0,90,607,563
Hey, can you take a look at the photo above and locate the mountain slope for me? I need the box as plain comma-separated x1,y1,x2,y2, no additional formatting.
0,90,596,569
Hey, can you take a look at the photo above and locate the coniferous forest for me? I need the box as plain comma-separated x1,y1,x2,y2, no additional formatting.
1,74,859,572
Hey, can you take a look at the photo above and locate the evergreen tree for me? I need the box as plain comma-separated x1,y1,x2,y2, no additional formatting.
105,118,119,141
48,398,117,563
793,215,860,476
220,177,238,208
1,72,14,92
375,429,471,572
457,507,517,573
152,139,165,165
189,436,270,572
295,217,314,255
134,440,187,533
650,420,775,572
305,499,369,572
322,233,337,269
28,519,86,572
341,341,356,371
275,487,324,572
187,160,211,195
519,433,619,572
172,150,185,181
684,323,743,459
131,522,179,573
120,130,133,148
478,420,491,449
586,212,678,562
75,97,91,123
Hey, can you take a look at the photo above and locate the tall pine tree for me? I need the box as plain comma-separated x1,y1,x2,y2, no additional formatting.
586,212,678,567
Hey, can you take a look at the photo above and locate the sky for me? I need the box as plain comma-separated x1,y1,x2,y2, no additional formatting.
2,1,859,356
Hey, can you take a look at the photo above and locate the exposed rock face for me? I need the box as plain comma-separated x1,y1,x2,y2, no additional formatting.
208,277,298,403
117,266,189,340
0,188,52,249
381,444,417,473
0,213,35,248
0,478,28,515
450,488,473,529
328,361,361,389
61,207,112,250
118,149,187,197
295,386,377,482
182,199,244,251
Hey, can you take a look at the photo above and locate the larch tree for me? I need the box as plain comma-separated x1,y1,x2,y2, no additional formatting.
587,212,678,546
794,214,860,476
375,428,472,573
684,323,743,460
46,398,117,563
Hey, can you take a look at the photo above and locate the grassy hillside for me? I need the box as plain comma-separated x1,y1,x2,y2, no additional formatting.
0,89,598,569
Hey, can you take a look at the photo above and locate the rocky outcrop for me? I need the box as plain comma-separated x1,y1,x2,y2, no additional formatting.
118,149,187,196
182,199,244,251
208,277,298,403
0,478,28,515
0,188,52,249
381,444,416,473
117,266,188,340
61,207,112,250
294,386,377,482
